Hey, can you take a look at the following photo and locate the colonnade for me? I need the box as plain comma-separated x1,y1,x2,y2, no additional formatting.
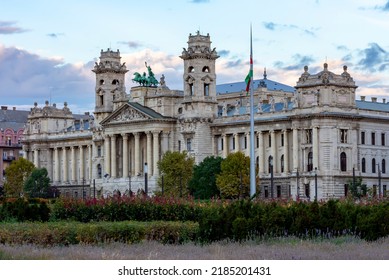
217,127,320,174
103,131,169,178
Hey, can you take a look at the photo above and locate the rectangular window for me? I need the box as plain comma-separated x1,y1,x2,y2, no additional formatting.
281,134,284,147
244,136,247,149
382,133,385,146
264,186,269,198
372,132,376,145
305,184,310,198
361,131,365,144
276,185,281,198
232,137,235,150
268,134,272,147
97,146,102,157
256,135,259,148
178,140,181,152
186,138,192,151
340,129,348,143
344,184,348,197
383,185,387,197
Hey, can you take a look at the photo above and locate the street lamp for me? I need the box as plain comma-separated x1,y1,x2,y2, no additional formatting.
270,156,274,199
296,168,300,200
144,162,148,196
314,167,318,201
128,172,132,197
377,164,381,198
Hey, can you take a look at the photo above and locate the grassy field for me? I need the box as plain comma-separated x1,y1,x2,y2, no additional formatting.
1,236,388,260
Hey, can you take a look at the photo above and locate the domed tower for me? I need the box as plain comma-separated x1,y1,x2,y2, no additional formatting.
92,48,128,125
179,32,219,163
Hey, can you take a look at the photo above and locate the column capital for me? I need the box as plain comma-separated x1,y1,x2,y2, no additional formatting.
133,132,140,137
152,130,161,136
256,130,263,135
110,134,117,139
121,133,128,140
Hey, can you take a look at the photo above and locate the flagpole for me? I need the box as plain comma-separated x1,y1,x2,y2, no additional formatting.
249,24,256,198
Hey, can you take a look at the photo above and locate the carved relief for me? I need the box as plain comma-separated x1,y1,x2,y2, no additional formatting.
111,107,149,123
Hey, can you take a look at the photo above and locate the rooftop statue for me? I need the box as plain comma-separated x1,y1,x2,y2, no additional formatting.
132,62,159,87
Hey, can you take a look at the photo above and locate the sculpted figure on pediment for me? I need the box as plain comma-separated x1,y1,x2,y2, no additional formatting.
111,107,148,123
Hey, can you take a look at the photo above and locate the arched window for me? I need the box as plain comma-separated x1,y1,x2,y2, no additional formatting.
280,155,284,173
372,158,376,173
268,156,273,174
204,83,209,96
189,83,194,96
307,152,313,171
188,66,195,73
112,79,119,85
362,158,366,173
340,152,347,171
202,66,210,72
382,159,386,174
99,79,105,85
97,164,102,178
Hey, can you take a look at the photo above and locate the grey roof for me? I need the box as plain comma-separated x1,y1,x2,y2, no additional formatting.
220,102,293,117
128,102,167,119
217,78,295,94
356,100,389,112
0,109,29,131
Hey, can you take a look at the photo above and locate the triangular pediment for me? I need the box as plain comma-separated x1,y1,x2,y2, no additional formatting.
101,103,152,125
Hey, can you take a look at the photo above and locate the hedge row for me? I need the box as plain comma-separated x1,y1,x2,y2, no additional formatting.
1,197,388,242
0,221,198,246
50,196,202,222
0,198,50,222
198,199,389,242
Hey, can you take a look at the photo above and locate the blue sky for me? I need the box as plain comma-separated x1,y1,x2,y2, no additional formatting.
1,0,389,114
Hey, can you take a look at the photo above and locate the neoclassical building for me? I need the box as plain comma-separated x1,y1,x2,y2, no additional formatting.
22,31,389,199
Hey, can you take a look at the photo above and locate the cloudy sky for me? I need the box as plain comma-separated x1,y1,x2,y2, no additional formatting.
1,0,389,114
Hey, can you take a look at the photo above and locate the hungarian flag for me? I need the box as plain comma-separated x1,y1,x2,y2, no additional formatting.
245,56,253,93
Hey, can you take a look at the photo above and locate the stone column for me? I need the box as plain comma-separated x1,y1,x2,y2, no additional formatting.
313,126,319,170
122,134,129,178
110,134,117,178
79,145,84,182
71,146,76,183
63,147,68,183
153,131,160,176
257,131,264,173
33,149,39,167
270,130,277,173
234,133,240,152
161,131,170,155
293,128,299,171
146,132,152,176
88,144,92,180
283,130,289,173
134,132,140,175
54,147,59,183
222,134,228,158
104,135,110,176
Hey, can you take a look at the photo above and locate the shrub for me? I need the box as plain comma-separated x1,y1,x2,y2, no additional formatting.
0,221,199,246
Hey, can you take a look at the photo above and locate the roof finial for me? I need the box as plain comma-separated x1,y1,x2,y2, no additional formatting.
263,67,267,80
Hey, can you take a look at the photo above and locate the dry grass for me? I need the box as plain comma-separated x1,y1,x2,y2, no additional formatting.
1,236,388,260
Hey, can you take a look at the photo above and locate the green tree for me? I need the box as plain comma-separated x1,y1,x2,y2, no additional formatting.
24,168,51,198
347,176,367,199
4,158,35,197
157,151,195,197
189,156,223,199
216,151,250,199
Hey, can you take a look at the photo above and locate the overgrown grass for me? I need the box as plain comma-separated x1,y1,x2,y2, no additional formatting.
1,236,388,260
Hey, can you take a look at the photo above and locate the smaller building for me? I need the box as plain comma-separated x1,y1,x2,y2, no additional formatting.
0,106,29,187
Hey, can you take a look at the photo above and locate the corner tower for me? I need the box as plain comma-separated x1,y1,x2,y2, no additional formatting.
92,48,128,125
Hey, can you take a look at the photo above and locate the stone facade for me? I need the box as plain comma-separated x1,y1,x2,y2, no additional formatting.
22,32,389,199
